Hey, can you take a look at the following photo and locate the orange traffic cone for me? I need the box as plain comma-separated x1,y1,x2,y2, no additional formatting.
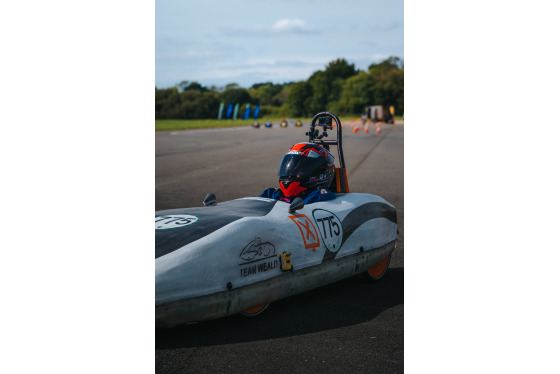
364,124,369,134
375,124,381,134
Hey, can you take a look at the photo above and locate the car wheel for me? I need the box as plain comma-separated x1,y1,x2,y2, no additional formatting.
363,254,391,281
240,303,270,317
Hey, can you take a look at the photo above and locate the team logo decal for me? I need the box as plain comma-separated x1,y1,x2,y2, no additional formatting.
312,209,343,253
239,237,277,262
239,237,278,278
289,214,320,250
155,214,198,229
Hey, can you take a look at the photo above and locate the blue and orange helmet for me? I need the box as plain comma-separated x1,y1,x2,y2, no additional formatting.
277,142,335,197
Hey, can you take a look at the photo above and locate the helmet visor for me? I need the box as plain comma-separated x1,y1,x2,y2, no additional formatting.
278,154,325,179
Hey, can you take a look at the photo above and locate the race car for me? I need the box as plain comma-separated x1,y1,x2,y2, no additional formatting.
280,119,288,128
155,112,398,328
265,120,272,128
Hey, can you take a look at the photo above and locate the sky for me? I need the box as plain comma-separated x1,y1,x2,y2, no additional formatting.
156,0,403,89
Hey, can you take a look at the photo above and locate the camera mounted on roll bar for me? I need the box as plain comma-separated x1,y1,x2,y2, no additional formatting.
306,116,332,141
318,116,333,129
305,112,346,169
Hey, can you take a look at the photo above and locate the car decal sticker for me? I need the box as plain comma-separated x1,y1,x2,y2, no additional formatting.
155,199,277,259
288,213,320,250
238,237,279,278
312,209,343,253
155,214,198,229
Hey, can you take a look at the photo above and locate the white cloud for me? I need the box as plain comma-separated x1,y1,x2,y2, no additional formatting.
272,19,312,33
369,53,391,62
244,56,333,67
193,56,342,86
222,18,319,37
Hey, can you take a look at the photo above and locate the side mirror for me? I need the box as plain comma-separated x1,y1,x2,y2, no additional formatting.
203,193,217,206
288,197,304,213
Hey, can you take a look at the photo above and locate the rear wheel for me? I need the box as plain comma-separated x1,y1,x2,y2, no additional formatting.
363,255,391,281
240,303,270,317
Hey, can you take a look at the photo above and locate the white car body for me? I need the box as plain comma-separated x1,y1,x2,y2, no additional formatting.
155,193,398,328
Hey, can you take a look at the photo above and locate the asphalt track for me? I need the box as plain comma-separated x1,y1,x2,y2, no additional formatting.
155,120,404,373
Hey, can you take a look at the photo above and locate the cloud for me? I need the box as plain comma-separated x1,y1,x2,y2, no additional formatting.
221,18,320,37
155,38,245,62
369,53,392,63
192,56,338,86
272,19,313,33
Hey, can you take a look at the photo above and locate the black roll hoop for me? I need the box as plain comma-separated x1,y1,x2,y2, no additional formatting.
306,112,345,169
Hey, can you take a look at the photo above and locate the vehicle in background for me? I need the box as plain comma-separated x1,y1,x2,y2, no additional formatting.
362,105,395,124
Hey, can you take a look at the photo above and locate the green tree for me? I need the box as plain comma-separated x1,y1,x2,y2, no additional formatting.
177,90,220,119
368,56,402,77
249,84,279,106
155,87,181,119
324,58,358,81
286,81,312,117
307,71,329,114
371,68,404,115
332,72,375,115
155,57,403,119
220,88,253,106
307,59,359,114
225,83,240,90
272,84,290,106
183,81,207,92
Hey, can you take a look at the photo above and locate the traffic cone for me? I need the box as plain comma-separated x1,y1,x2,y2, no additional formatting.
364,124,369,134
375,124,381,134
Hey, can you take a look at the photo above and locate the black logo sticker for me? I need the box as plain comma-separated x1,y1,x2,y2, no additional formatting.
239,237,278,278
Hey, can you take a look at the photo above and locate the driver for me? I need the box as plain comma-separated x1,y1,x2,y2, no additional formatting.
260,142,336,204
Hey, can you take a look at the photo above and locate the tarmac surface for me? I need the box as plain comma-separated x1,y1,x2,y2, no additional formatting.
155,120,404,373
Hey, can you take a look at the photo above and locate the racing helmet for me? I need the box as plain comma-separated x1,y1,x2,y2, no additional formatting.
277,142,335,197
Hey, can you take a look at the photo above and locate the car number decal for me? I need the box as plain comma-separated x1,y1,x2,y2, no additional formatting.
155,214,198,229
312,209,343,253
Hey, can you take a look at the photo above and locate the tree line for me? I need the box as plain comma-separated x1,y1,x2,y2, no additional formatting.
155,57,403,119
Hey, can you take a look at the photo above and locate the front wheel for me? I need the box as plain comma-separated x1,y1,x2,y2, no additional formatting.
240,303,270,317
362,254,391,281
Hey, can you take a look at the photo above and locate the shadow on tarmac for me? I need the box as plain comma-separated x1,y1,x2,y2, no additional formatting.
155,267,403,350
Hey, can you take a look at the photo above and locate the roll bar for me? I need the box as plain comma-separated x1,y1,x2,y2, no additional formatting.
306,112,346,169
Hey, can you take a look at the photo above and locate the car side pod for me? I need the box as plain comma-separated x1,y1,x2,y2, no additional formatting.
155,239,396,327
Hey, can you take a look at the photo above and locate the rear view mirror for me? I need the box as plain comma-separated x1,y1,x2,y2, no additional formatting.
288,197,305,213
203,193,217,206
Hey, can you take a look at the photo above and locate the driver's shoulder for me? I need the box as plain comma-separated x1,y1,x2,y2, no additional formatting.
260,187,280,198
303,188,336,203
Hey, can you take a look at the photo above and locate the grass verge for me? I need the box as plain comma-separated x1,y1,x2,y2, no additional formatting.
155,116,370,131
